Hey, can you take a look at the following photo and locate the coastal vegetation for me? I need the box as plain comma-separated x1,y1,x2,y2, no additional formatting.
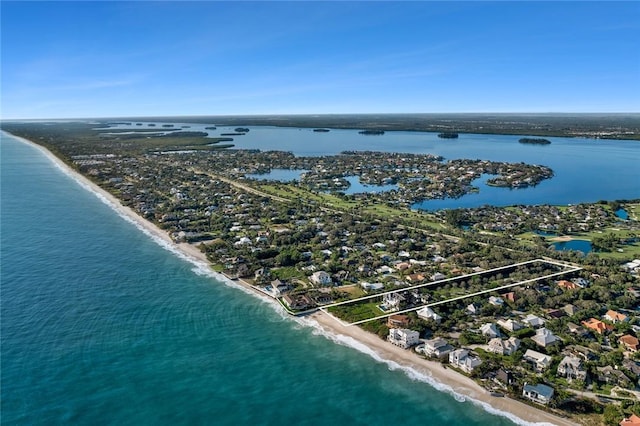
2,119,639,425
519,138,551,145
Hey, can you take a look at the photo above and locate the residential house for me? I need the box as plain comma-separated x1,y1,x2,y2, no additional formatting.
557,280,579,290
282,294,313,311
557,356,587,381
597,366,631,387
466,303,479,315
620,335,640,352
523,314,545,328
562,304,579,316
416,306,442,324
546,308,566,319
487,337,521,356
523,349,552,372
387,314,411,328
567,322,588,337
449,349,482,374
361,282,384,291
431,272,446,281
582,318,614,334
382,292,405,311
497,319,523,332
495,368,514,386
388,328,420,349
620,414,640,426
501,292,516,303
406,273,425,283
417,338,453,359
480,323,500,339
522,383,554,405
310,271,332,286
269,279,289,296
575,277,589,288
488,296,504,306
531,328,560,348
605,310,629,323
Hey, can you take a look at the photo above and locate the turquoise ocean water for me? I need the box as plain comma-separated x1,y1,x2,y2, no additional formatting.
1,132,523,425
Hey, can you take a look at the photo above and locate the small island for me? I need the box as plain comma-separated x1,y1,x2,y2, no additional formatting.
359,129,385,135
519,137,551,145
313,128,330,132
235,127,250,133
438,132,459,139
205,126,217,130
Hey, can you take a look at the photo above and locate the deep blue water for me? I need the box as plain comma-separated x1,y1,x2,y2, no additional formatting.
1,132,520,425
552,240,593,254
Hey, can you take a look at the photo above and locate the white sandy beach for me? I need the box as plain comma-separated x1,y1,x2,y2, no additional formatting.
7,131,578,426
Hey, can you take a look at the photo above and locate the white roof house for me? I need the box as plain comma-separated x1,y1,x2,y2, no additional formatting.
523,314,546,328
310,271,332,286
523,349,552,371
487,337,521,356
388,328,420,349
449,349,482,374
557,355,587,381
531,328,560,348
497,319,523,332
416,306,442,323
416,337,453,358
480,323,500,338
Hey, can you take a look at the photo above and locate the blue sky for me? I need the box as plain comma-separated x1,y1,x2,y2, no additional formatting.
1,1,639,119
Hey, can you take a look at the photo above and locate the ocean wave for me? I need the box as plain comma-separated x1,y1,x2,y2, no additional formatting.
297,315,555,426
26,134,556,426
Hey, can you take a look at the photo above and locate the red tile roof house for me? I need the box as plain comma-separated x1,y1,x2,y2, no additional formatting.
557,280,579,290
582,318,614,334
620,335,640,352
605,309,629,323
620,414,640,426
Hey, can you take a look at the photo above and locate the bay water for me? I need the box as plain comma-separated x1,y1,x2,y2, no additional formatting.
1,132,522,425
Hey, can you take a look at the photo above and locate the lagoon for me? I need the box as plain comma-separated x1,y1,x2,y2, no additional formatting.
105,122,640,208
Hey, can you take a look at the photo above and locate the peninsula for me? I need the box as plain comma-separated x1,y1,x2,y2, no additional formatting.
3,118,640,426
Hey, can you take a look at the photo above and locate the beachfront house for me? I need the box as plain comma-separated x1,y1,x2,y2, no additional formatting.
417,338,453,359
522,383,554,405
388,328,420,349
449,349,482,374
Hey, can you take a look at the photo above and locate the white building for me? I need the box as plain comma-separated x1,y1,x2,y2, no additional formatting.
480,323,500,338
310,271,332,286
531,328,560,348
416,338,453,358
416,306,442,323
523,349,552,372
557,355,587,381
522,383,554,405
487,337,521,356
388,328,420,349
449,349,482,374
497,319,523,332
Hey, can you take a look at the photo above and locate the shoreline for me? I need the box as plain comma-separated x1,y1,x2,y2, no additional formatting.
4,130,578,426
